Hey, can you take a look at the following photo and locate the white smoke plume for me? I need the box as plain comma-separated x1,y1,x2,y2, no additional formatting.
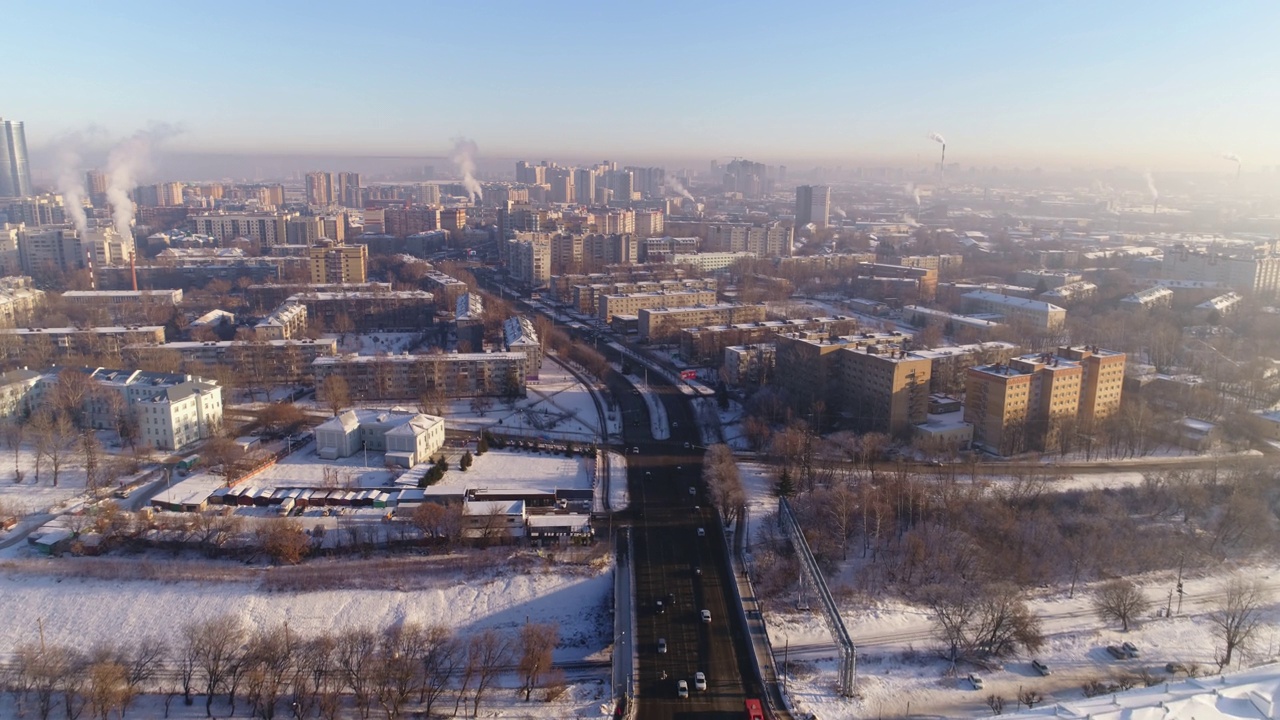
450,137,483,202
832,206,847,218
667,176,695,202
106,124,178,242
1222,152,1242,164
1143,170,1159,201
904,182,921,206
927,132,946,145
54,140,89,236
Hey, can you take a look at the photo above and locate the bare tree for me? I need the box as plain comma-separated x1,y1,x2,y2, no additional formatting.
467,629,512,716
319,375,350,417
184,613,248,718
243,624,296,720
416,626,461,716
986,694,1005,715
86,660,129,720
1,418,25,481
702,443,746,526
80,430,102,491
374,623,426,719
1017,687,1043,709
1092,579,1149,632
336,628,379,719
256,520,312,565
516,621,559,701
1210,577,1270,669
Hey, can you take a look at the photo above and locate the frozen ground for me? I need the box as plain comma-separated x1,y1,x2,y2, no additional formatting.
0,437,159,519
0,554,616,717
444,360,610,445
333,331,424,355
737,461,1280,719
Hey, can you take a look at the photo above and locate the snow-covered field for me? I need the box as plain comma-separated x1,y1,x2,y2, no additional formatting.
0,439,158,518
443,360,610,445
737,461,1280,719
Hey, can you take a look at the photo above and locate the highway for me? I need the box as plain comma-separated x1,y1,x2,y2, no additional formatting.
612,369,762,719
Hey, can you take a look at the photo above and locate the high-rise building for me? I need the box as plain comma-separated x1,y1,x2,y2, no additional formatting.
794,185,831,228
548,168,574,204
305,172,335,206
415,183,440,206
573,168,596,207
635,210,664,238
440,208,466,232
0,119,33,198
509,232,552,287
612,169,634,202
516,161,546,185
193,212,291,246
337,172,362,208
86,170,109,207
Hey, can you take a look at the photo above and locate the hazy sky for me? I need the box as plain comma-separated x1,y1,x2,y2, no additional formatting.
8,0,1279,170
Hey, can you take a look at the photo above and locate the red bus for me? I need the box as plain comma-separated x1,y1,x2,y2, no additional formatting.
744,699,765,720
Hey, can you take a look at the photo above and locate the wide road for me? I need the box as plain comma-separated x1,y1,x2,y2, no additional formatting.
611,370,762,720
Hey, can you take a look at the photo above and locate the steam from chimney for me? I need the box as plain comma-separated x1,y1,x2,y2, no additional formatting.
1222,152,1242,181
54,142,89,236
832,206,847,218
928,132,947,169
450,137,483,202
666,176,695,202
106,124,178,242
1144,170,1159,214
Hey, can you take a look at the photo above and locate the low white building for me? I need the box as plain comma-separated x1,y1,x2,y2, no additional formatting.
315,409,444,468
255,301,307,340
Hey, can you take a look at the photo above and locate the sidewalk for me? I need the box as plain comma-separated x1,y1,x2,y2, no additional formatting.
728,547,798,720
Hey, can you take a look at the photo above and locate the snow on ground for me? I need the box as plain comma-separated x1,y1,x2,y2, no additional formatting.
718,400,750,450
333,331,423,355
737,458,1280,719
607,452,629,511
0,439,159,518
0,557,612,663
444,360,606,445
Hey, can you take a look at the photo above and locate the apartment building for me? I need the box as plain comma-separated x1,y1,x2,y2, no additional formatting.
965,345,1125,454
423,270,468,309
680,315,859,364
1015,269,1084,289
254,302,308,340
1120,286,1174,310
675,252,755,272
309,243,368,284
961,290,1066,331
61,290,183,324
597,290,718,321
126,337,337,385
192,212,291,246
773,332,932,436
855,262,938,301
0,276,44,327
4,368,223,451
1039,280,1097,304
1161,247,1280,299
316,409,444,468
703,222,793,257
509,232,552,287
289,289,434,331
246,282,391,312
0,325,166,361
635,210,664,238
572,278,717,315
1194,291,1244,321
723,343,776,387
313,352,527,401
503,316,542,372
638,303,768,342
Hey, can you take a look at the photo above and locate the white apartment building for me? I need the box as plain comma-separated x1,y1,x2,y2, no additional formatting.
255,302,307,340
192,212,292,246
674,252,756,272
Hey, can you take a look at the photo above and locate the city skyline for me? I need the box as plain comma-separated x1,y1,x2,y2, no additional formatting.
5,1,1279,173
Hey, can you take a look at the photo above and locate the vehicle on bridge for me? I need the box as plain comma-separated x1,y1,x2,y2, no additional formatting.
744,699,765,720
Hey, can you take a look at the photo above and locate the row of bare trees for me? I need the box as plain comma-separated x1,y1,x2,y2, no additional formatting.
702,444,745,527
4,615,563,720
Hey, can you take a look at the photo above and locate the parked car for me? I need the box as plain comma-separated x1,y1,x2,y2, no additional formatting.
701,609,712,624
676,679,688,698
1106,645,1127,659
689,486,696,495
655,600,665,614
1032,659,1051,676
693,565,702,576
697,527,705,537
658,638,667,654
1122,641,1140,658
968,673,984,690
694,671,707,691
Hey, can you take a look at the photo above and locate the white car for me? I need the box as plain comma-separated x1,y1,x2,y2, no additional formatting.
657,638,667,654
676,679,688,698
968,673,984,690
688,486,696,495
694,671,707,691
696,527,705,537
701,609,711,624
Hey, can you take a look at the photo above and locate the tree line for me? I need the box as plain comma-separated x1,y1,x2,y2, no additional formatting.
4,615,564,720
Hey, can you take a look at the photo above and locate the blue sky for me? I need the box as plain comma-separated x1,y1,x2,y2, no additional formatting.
7,1,1279,169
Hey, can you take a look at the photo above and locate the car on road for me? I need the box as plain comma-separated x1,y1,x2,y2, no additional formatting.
693,565,702,576
655,600,664,614
1122,641,1140,658
683,441,690,448
701,609,711,624
1032,659,1051,676
676,679,688,698
631,447,640,454
672,421,678,428
694,671,707,691
689,486,696,495
697,527,705,537
657,638,667,654
1106,645,1127,659
968,673,984,690
631,389,640,395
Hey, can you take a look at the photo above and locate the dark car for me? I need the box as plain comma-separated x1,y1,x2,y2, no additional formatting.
1106,645,1127,659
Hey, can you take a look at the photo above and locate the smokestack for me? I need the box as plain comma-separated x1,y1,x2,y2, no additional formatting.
130,250,138,292
928,132,946,173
